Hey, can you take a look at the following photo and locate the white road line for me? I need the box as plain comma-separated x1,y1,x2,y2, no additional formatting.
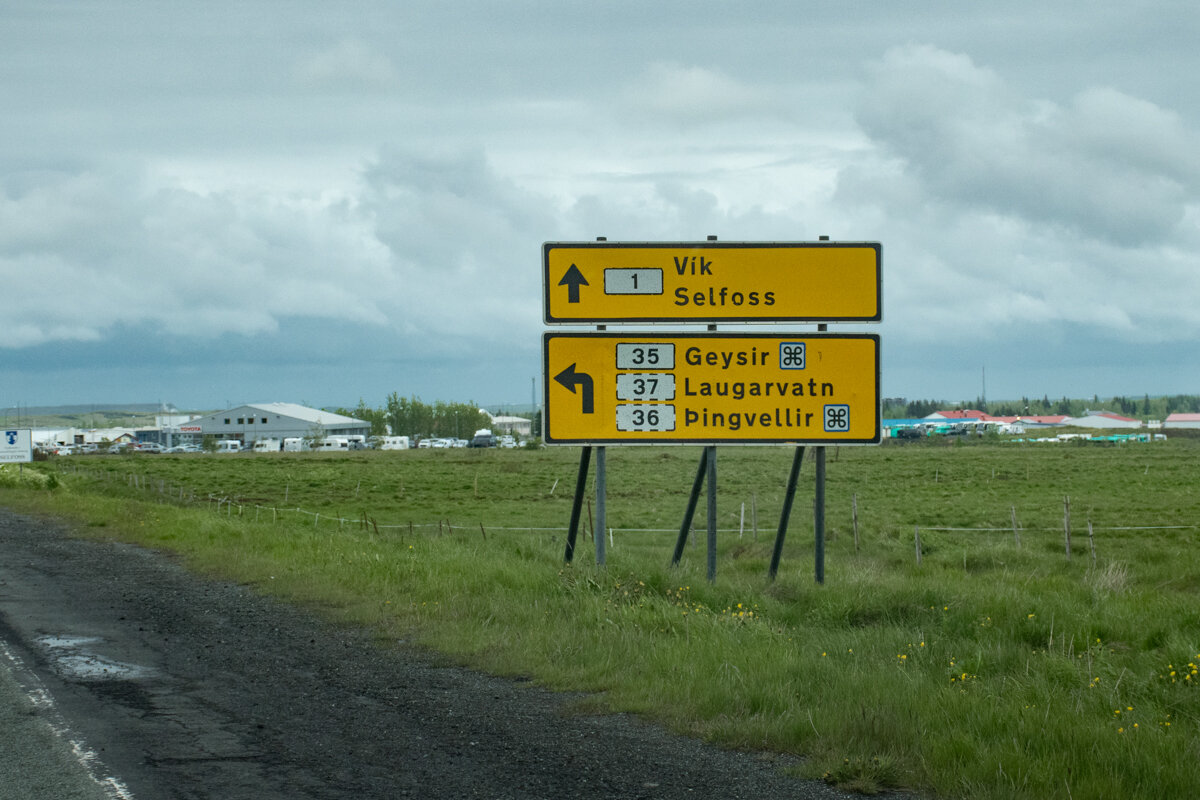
0,638,136,800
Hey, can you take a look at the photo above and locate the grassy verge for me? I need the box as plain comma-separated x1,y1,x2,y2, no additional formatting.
3,440,1200,798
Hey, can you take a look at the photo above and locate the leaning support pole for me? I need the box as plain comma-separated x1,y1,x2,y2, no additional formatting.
671,448,709,566
564,446,592,563
769,446,805,581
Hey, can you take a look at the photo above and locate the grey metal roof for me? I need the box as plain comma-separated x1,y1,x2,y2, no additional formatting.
240,403,367,426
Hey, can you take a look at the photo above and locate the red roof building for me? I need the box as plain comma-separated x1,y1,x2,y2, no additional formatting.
925,409,990,420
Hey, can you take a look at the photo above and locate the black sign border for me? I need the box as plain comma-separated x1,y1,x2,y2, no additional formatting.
542,241,883,325
542,331,882,446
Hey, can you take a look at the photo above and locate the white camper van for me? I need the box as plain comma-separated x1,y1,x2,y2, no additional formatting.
253,438,282,453
216,440,241,453
283,438,309,452
316,437,350,451
378,436,410,450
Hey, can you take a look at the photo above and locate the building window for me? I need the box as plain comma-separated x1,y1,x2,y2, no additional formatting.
248,418,254,424
224,419,231,425
262,418,268,424
237,418,244,424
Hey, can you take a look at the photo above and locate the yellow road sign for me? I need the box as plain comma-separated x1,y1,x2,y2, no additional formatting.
543,241,881,324
543,332,880,445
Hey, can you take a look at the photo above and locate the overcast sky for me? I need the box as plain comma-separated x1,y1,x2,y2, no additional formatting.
3,1,1198,413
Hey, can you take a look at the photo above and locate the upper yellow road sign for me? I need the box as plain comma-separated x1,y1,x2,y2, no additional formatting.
543,241,881,324
543,332,880,445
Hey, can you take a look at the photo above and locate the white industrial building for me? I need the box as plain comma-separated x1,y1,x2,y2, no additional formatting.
38,427,138,448
1067,411,1143,429
179,403,371,447
486,414,533,438
1164,413,1200,430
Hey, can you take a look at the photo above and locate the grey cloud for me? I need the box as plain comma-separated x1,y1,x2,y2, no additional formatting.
360,146,550,337
0,163,396,347
4,4,1200,409
617,63,776,125
294,38,402,91
857,44,1197,245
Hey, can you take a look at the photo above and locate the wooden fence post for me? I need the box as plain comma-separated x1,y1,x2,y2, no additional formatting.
752,493,758,541
1088,517,1096,564
1064,496,1072,559
852,493,860,554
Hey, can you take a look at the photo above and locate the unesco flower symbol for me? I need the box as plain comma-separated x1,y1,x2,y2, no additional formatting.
824,405,850,432
779,342,806,369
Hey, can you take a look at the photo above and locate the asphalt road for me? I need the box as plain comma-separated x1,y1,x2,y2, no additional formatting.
0,508,876,800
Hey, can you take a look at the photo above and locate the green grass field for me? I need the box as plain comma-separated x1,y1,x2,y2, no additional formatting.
4,438,1200,798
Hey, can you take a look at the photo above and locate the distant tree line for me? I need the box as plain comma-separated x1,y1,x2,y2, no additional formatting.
882,394,1200,420
342,392,1199,436
334,394,494,441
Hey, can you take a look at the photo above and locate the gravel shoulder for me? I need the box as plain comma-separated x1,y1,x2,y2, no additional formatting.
0,508,876,800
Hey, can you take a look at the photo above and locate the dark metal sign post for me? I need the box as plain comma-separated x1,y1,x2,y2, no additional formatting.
667,446,718,583
813,319,830,584
705,445,718,583
563,446,591,563
595,446,607,567
814,446,827,585
769,446,806,581
671,448,709,567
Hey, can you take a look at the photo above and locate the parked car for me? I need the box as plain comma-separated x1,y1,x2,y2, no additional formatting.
136,442,166,453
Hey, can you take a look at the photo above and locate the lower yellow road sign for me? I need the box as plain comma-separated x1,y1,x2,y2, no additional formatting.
543,332,880,445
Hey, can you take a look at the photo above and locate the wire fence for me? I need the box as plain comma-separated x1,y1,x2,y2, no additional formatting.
57,464,1200,543
914,525,1197,533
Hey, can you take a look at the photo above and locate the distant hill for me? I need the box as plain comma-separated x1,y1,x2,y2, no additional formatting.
0,404,212,430
3,404,175,416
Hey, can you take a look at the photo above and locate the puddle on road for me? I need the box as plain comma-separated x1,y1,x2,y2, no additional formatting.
38,635,101,650
36,634,153,681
